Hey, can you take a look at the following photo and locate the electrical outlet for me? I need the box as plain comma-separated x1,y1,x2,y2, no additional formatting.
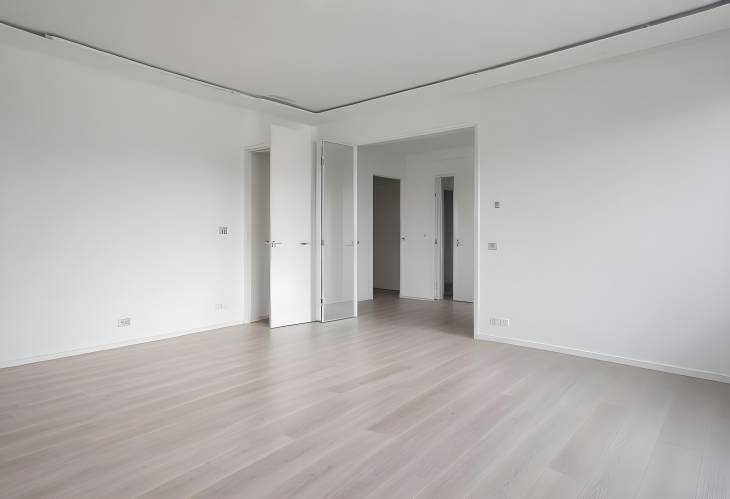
218,226,229,235
489,317,510,327
488,242,498,250
215,303,226,311
117,317,131,327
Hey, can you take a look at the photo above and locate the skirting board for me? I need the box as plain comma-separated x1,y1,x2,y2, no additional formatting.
0,320,245,369
477,333,730,384
399,295,436,301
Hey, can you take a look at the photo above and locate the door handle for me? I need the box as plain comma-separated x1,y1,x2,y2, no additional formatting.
344,240,354,247
299,242,310,246
270,241,282,247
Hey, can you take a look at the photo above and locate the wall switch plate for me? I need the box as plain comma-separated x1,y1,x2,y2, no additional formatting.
218,226,229,235
494,201,501,208
488,242,498,250
489,317,510,327
117,317,131,327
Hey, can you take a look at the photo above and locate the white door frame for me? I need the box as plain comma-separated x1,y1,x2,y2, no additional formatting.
353,124,480,339
243,144,270,324
433,176,446,301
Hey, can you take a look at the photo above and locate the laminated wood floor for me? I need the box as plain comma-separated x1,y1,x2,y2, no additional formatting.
1,291,729,498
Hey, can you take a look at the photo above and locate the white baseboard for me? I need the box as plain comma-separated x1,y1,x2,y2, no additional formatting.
399,295,435,301
0,320,245,369
477,333,730,384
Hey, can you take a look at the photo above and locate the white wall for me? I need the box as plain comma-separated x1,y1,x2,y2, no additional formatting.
0,33,310,366
373,177,400,290
401,148,474,301
318,31,730,381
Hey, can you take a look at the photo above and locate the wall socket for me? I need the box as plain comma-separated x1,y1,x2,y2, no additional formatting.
215,303,226,311
489,317,510,327
488,242,498,250
218,226,229,235
117,317,131,327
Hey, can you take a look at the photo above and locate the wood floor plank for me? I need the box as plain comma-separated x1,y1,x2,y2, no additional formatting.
637,443,703,499
0,291,728,499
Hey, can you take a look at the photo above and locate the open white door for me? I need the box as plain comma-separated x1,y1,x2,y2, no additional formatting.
453,173,474,302
269,125,313,328
320,141,356,321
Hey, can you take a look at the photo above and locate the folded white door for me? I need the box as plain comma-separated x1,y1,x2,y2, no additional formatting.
321,141,356,321
269,125,313,328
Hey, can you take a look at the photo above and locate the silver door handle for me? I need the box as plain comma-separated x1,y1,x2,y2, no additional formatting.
344,241,354,247
299,242,310,245
270,241,282,247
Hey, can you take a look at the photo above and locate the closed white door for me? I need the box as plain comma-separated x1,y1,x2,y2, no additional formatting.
269,125,313,328
453,173,474,302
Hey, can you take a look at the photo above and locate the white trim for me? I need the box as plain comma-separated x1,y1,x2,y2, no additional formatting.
353,145,359,317
434,177,442,300
1,321,245,369
399,295,436,301
477,333,730,384
472,126,480,340
315,140,323,321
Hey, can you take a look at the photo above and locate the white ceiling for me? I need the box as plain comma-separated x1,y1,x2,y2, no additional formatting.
0,0,723,112
360,127,474,155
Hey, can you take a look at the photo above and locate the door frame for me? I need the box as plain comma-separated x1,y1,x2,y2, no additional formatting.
243,143,270,324
353,124,479,339
434,176,444,300
372,174,404,298
433,175,455,301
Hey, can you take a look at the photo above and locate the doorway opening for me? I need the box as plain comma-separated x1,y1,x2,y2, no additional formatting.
356,126,476,337
373,176,401,296
246,149,270,323
437,176,455,300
